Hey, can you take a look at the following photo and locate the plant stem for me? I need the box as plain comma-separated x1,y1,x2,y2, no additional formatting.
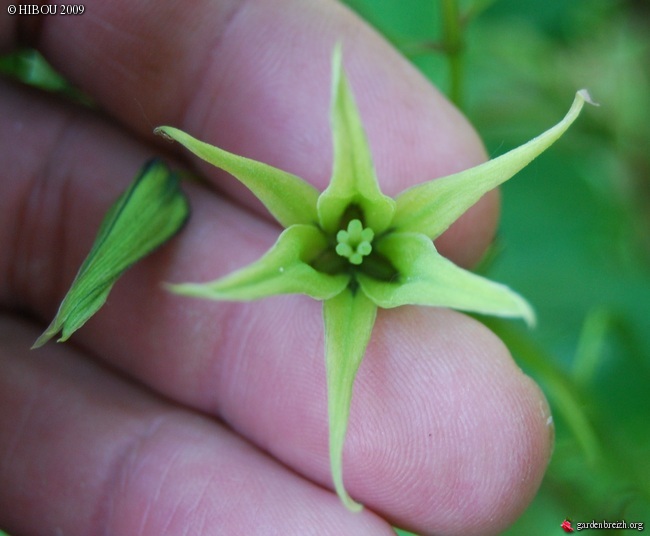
441,0,464,107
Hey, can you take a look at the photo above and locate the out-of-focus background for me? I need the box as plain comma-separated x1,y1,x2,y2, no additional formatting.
2,1,648,534
339,0,649,533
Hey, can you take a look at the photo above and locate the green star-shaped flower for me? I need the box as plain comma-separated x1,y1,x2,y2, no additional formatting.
155,45,591,511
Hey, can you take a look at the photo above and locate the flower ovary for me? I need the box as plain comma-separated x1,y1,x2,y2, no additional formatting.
335,219,374,266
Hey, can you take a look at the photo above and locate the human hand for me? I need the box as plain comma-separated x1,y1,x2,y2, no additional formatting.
0,1,552,535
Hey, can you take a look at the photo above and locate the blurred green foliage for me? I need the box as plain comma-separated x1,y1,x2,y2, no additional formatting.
341,0,650,533
2,1,649,534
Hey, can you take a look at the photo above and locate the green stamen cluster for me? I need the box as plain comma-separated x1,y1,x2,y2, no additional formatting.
335,219,374,265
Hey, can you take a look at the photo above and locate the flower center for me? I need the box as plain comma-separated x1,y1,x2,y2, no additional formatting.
335,219,374,265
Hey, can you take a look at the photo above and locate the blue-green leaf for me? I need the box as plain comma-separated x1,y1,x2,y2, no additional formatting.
32,159,190,348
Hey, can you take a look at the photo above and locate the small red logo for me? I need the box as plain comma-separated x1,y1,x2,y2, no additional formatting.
561,519,574,532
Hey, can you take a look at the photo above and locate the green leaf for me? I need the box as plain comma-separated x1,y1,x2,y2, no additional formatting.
33,159,190,348
317,44,395,234
154,126,320,228
392,90,595,238
358,232,535,325
323,288,377,512
168,224,349,301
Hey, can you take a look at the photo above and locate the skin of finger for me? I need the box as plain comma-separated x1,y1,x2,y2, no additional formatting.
13,0,498,268
0,316,397,536
0,83,552,535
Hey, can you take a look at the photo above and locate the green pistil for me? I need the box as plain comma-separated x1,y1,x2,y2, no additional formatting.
335,219,374,265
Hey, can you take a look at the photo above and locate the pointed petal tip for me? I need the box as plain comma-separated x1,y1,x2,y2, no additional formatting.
509,292,536,328
30,337,48,350
31,318,61,349
162,281,178,291
31,327,72,349
523,305,537,329
333,40,343,58
338,491,363,513
163,281,207,298
165,281,238,301
577,89,599,107
153,126,174,141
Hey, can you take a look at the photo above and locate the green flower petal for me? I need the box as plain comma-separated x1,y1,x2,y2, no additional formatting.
33,159,190,348
358,233,535,326
168,224,349,301
323,288,377,512
393,90,595,239
317,44,395,234
155,126,320,228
